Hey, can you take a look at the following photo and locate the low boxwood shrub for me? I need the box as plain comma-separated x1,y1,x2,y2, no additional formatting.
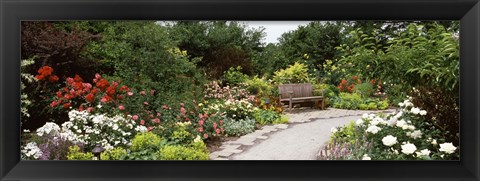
67,145,94,160
157,141,209,160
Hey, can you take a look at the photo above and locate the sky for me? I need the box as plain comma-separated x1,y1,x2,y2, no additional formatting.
241,21,311,44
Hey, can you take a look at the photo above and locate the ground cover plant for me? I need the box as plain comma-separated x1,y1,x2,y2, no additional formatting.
21,21,458,160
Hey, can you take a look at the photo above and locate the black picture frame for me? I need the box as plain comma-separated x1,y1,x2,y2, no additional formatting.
1,0,479,180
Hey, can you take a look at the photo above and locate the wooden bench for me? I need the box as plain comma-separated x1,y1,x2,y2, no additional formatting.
279,83,325,110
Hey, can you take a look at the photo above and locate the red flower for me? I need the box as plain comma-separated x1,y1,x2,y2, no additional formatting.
116,95,123,100
96,79,110,91
119,85,129,92
79,105,85,111
48,75,59,83
341,79,348,85
370,79,375,85
352,75,358,80
73,74,83,82
50,101,59,108
100,95,112,103
91,88,99,95
56,91,63,98
64,93,75,100
106,86,116,96
85,93,95,103
63,102,71,109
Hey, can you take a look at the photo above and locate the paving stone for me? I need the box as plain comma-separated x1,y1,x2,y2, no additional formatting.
213,158,229,160
220,144,241,150
257,135,268,139
217,151,234,157
223,149,243,154
240,142,255,146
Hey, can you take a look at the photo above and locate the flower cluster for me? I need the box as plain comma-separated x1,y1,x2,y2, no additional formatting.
325,97,458,160
35,66,59,83
203,81,253,102
21,142,43,159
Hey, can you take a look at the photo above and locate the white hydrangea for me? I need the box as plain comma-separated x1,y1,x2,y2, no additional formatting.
396,119,407,128
387,117,398,127
416,149,431,157
410,107,420,115
382,135,398,147
410,130,423,139
439,143,457,154
355,119,364,126
419,110,427,116
401,143,417,155
362,113,369,119
366,125,382,134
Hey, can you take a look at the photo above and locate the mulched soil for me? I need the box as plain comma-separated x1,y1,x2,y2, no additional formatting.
205,136,239,153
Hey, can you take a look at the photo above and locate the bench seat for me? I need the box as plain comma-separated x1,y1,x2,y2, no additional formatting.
278,83,325,110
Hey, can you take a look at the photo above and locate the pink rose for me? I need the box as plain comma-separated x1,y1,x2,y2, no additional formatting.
198,127,203,132
118,105,125,110
127,92,134,96
87,107,94,112
203,133,209,139
132,115,139,120
140,120,145,125
140,91,146,95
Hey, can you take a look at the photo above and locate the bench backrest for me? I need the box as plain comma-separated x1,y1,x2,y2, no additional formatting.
278,83,313,99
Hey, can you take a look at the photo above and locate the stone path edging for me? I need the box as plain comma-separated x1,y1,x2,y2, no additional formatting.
209,108,396,160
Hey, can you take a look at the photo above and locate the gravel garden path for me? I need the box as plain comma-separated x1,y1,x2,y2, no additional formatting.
210,108,396,160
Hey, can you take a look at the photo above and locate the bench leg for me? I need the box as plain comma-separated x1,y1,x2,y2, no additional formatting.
289,101,292,111
322,99,325,110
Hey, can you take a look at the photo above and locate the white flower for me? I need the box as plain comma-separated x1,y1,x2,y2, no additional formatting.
410,130,423,139
402,125,409,130
439,143,457,154
416,149,431,157
112,124,119,131
398,102,405,107
194,135,202,143
396,120,407,128
382,135,398,147
22,142,43,159
362,113,369,119
330,127,338,133
419,110,427,116
362,154,371,160
36,122,61,137
410,107,420,115
401,143,417,155
387,117,398,127
408,125,416,131
355,119,364,126
431,139,437,145
97,104,102,109
366,125,381,134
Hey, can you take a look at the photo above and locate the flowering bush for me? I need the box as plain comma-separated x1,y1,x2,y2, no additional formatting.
321,98,459,160
203,80,253,102
331,93,389,110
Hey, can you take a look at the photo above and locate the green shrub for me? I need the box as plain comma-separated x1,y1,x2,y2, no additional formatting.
272,115,289,124
157,141,209,160
332,93,389,110
223,66,249,86
253,108,281,125
273,62,310,84
245,76,272,96
353,83,374,98
330,121,357,144
101,147,128,160
169,129,194,145
223,117,256,136
67,145,94,160
129,132,166,160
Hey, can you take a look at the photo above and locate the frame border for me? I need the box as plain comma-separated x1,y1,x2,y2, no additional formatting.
1,0,479,180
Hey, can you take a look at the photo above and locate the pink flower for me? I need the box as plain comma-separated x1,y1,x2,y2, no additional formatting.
50,101,59,108
140,91,146,95
162,105,168,109
215,128,221,134
132,115,139,120
95,73,101,79
147,127,153,131
144,102,149,105
157,113,161,117
152,118,160,123
118,105,125,110
213,122,217,129
180,107,186,115
198,127,204,132
219,120,223,125
203,133,209,139
140,120,145,125
87,107,94,113
180,103,185,107
150,90,155,95
199,120,204,126
127,92,134,96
